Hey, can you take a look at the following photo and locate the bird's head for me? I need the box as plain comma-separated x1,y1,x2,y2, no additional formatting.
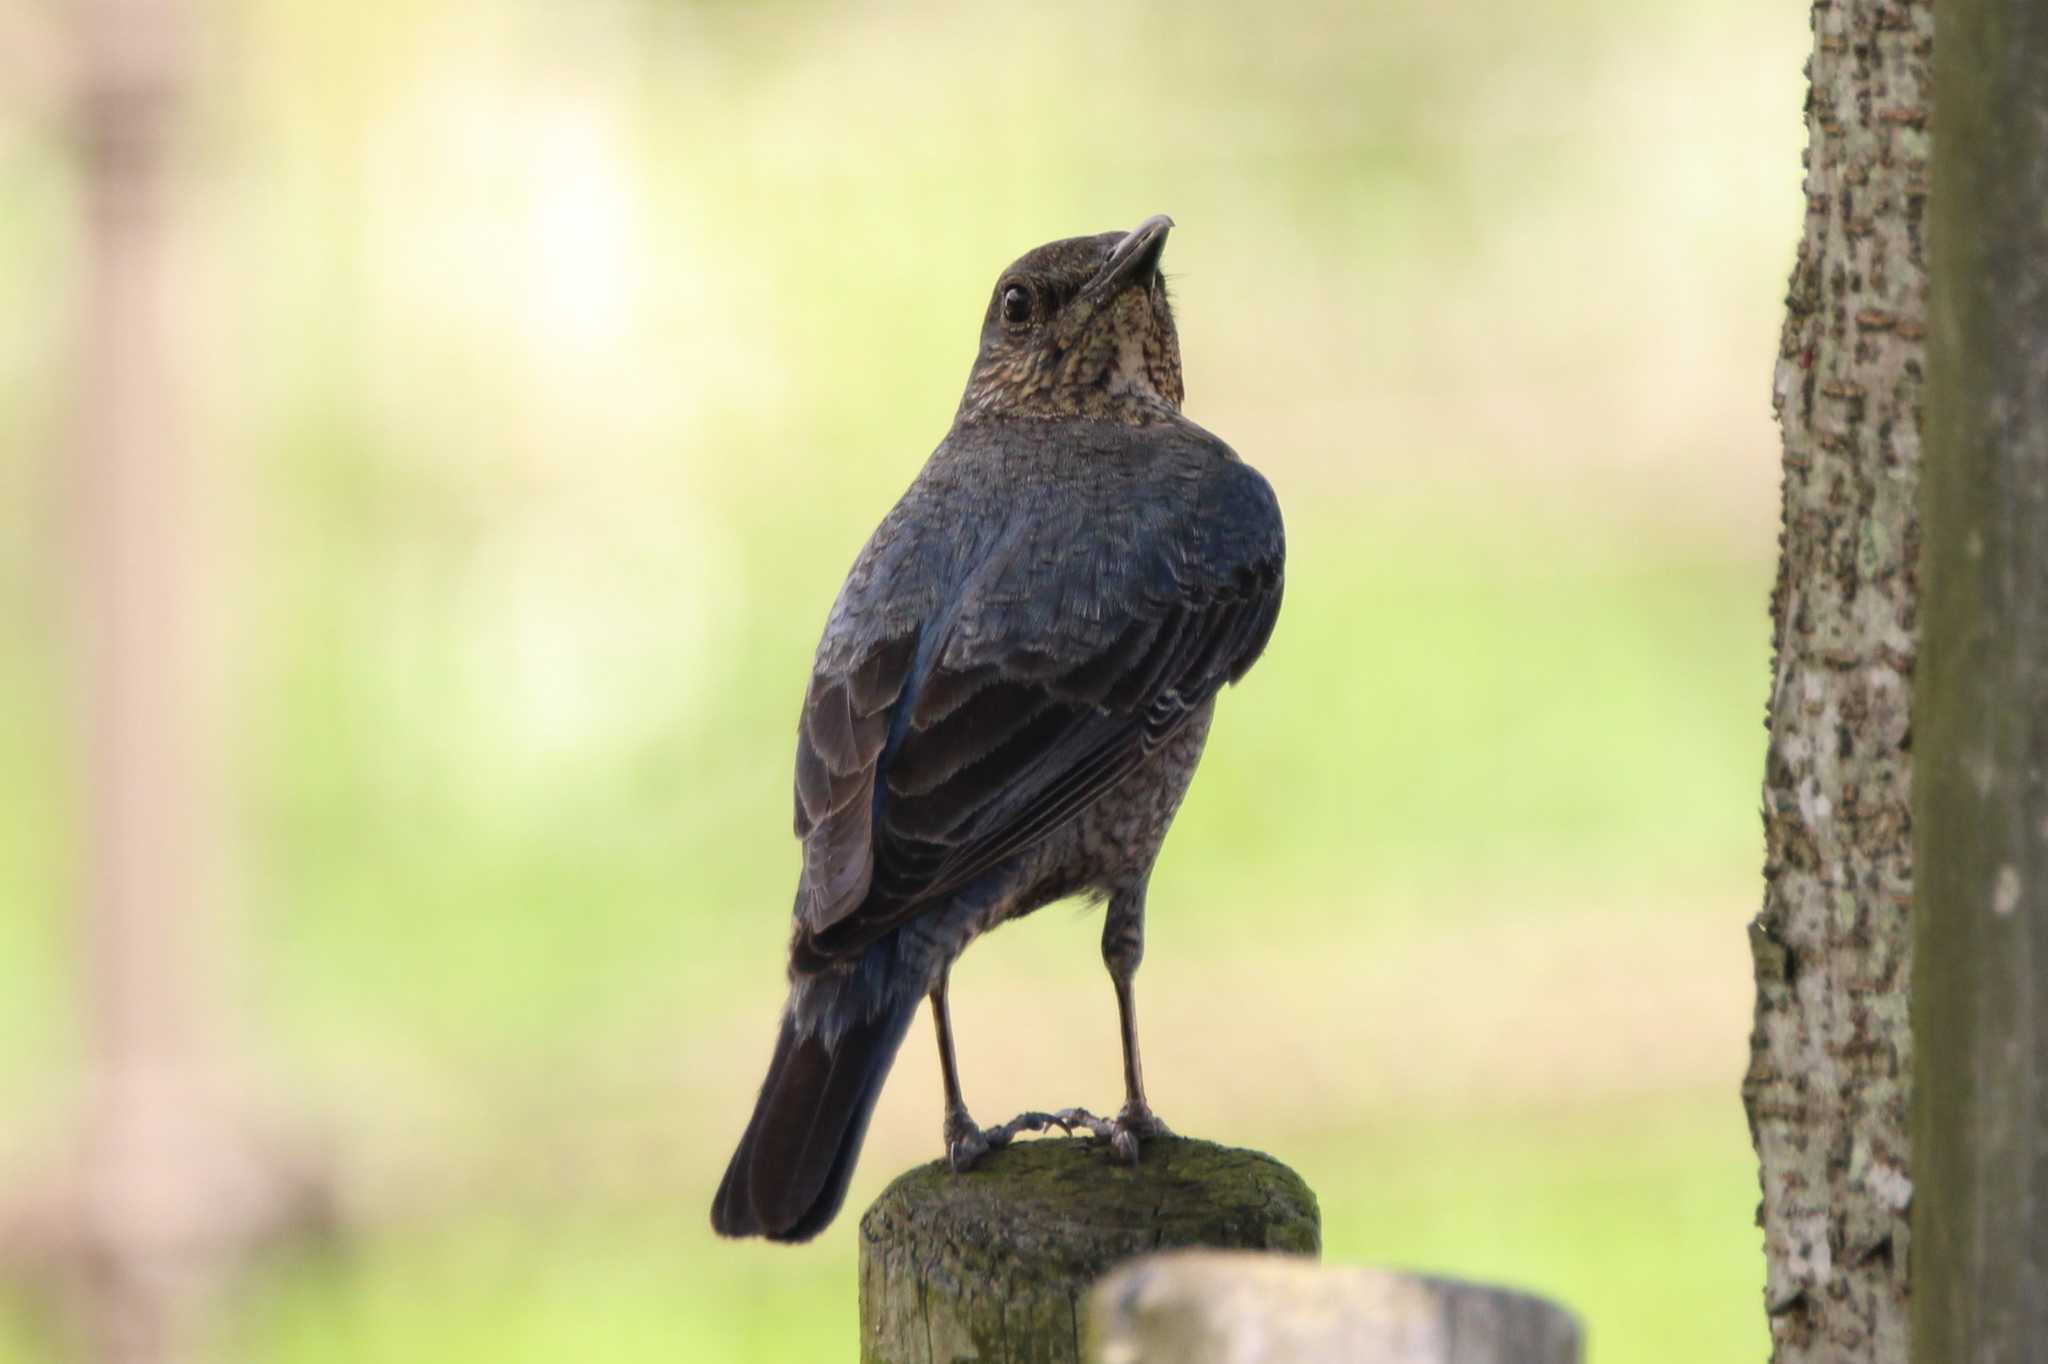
958,214,1183,424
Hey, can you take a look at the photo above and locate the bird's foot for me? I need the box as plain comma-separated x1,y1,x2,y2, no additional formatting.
963,1105,1171,1165
981,1106,1116,1150
1108,1102,1173,1164
944,1107,992,1172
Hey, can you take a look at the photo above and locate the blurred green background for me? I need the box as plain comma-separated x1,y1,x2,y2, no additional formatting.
0,0,1801,1358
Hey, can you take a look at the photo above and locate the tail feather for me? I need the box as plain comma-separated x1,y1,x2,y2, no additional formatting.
711,997,918,1242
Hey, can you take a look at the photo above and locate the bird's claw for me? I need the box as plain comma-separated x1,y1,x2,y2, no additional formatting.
985,1106,1114,1146
944,1109,992,1172
1110,1103,1171,1163
1115,1102,1173,1142
949,1104,1170,1167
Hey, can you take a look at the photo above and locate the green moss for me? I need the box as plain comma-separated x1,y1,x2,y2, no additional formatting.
860,1138,1317,1364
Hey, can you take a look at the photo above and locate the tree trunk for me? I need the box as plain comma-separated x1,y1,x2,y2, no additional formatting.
858,1137,1318,1364
1741,2,1931,1360
1912,0,2048,1353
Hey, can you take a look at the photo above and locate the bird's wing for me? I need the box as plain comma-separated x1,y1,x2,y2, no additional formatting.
791,457,1283,958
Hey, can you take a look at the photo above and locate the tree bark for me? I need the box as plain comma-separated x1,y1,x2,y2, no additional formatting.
1085,1251,1581,1364
1741,2,1931,1361
1912,0,2048,1353
858,1137,1318,1364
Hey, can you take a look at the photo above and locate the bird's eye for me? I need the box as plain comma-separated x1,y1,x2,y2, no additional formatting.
1001,284,1034,325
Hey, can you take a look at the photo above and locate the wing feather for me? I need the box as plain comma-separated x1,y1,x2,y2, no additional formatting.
789,449,1283,957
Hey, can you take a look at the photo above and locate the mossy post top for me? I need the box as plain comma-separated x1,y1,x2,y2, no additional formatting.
859,1136,1319,1364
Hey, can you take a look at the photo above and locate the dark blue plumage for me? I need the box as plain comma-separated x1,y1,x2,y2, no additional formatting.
713,217,1284,1242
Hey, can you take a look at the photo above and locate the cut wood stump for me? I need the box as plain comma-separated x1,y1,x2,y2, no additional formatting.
1086,1250,1584,1364
858,1135,1318,1364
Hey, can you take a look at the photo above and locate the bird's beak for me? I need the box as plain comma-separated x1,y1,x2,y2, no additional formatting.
1091,214,1174,297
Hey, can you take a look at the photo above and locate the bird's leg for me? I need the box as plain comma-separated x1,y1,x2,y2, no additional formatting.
1102,885,1172,1161
927,891,1177,1168
960,888,1176,1160
932,947,1117,1167
930,967,991,1171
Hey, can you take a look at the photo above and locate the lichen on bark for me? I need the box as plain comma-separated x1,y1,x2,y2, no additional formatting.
1742,1,1931,1360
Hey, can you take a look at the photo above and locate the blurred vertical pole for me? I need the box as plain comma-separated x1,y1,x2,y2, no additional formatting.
69,0,231,1359
1913,0,2048,1353
1741,2,1930,1362
75,0,207,1077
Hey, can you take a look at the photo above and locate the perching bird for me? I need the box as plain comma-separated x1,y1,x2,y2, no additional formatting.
711,214,1285,1242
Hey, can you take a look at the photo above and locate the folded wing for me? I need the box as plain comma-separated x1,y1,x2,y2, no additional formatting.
790,458,1284,965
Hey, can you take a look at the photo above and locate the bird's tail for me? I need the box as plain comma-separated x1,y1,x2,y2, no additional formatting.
710,992,920,1242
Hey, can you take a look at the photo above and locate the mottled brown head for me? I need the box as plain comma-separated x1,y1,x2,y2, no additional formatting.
958,214,1184,424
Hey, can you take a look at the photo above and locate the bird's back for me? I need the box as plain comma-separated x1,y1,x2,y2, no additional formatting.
790,413,1283,963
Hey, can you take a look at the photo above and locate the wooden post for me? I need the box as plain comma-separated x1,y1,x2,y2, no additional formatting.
858,1137,1318,1364
1086,1251,1582,1364
1913,0,2048,1351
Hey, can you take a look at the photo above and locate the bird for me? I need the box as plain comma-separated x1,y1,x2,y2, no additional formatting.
710,214,1285,1243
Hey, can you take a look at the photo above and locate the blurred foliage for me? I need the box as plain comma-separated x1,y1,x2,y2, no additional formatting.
0,0,1803,1358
